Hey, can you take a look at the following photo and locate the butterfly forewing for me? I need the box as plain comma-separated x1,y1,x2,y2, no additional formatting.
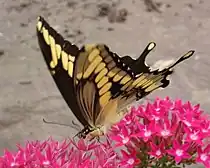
73,44,133,128
36,16,89,127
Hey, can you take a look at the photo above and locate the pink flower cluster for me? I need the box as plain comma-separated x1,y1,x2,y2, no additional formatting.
0,138,120,168
0,97,209,168
110,97,210,167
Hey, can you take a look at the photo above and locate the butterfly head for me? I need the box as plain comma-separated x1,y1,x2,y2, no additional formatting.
76,126,91,139
77,125,104,140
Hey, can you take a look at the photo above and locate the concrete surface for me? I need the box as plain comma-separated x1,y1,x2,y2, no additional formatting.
0,0,209,167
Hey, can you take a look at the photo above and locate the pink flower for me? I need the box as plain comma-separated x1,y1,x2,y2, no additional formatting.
136,120,156,142
71,138,98,151
167,140,191,163
1,97,210,168
111,125,132,147
0,138,118,168
148,141,165,159
184,127,204,145
155,120,175,138
119,149,140,168
111,97,210,168
196,146,210,167
200,120,210,136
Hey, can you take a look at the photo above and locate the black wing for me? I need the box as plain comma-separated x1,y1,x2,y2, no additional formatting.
36,16,89,127
121,42,157,73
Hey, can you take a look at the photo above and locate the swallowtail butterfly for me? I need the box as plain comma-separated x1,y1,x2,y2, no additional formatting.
36,16,194,139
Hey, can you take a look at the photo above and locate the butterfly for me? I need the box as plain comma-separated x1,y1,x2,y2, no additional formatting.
36,16,194,139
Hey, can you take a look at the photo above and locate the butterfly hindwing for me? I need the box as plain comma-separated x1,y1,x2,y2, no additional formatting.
73,43,194,127
117,49,195,112
121,42,156,73
36,16,89,127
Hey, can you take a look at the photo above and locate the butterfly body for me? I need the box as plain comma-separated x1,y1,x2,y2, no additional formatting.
36,16,194,139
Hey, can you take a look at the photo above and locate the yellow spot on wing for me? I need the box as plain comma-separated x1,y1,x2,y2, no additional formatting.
42,27,50,45
121,80,133,91
88,49,100,62
77,73,83,80
83,56,102,78
95,62,106,74
107,67,120,78
50,61,56,69
37,21,42,31
181,50,194,59
132,74,146,86
145,83,160,92
49,35,58,67
141,76,162,88
97,76,109,88
61,51,68,70
139,79,152,88
69,55,75,62
99,82,112,96
120,75,131,84
99,91,111,106
50,70,55,75
126,82,136,91
95,68,108,83
113,71,126,82
68,61,74,77
135,78,149,88
56,44,61,59
148,42,156,50
84,44,96,52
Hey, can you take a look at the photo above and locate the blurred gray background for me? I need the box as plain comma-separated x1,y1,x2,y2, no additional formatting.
0,0,209,167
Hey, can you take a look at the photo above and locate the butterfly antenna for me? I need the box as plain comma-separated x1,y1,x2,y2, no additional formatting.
72,120,81,131
73,132,80,139
42,118,80,131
